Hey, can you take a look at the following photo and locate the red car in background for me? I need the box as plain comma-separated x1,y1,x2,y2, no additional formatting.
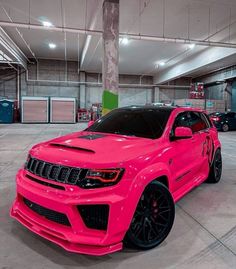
11,106,222,256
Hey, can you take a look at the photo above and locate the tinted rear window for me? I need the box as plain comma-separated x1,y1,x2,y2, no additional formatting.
86,108,172,139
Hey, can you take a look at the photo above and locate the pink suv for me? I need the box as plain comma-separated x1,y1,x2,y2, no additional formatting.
11,106,222,256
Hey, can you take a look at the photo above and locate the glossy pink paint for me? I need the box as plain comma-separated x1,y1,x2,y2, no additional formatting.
10,107,221,256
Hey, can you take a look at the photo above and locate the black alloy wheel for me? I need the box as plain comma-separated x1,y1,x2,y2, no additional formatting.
206,148,222,183
125,181,175,250
222,123,229,132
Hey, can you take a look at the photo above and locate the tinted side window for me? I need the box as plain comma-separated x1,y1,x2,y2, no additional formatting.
173,112,190,129
171,112,189,137
202,113,212,128
188,112,207,132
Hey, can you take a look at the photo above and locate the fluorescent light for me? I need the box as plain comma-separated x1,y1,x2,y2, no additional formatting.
188,43,196,49
159,61,166,66
120,37,129,45
48,43,56,49
42,21,53,27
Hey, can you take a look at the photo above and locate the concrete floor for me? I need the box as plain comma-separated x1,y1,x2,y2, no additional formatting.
0,123,235,269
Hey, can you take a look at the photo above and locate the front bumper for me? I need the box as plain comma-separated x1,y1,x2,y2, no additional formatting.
11,169,132,256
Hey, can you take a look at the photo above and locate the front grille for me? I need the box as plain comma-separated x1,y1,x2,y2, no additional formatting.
26,157,86,186
26,174,65,190
77,205,109,230
23,197,70,226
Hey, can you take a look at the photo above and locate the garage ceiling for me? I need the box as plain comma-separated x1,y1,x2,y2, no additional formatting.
0,0,236,80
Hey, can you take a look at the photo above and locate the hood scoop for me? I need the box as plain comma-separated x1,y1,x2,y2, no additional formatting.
78,134,106,140
50,143,95,153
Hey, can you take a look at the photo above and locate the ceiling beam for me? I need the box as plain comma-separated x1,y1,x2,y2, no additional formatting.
1,21,236,49
154,47,236,84
0,27,27,69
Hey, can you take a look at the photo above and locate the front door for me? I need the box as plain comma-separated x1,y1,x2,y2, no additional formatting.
169,112,199,192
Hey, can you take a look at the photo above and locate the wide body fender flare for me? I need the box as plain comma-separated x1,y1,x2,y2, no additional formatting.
118,162,172,235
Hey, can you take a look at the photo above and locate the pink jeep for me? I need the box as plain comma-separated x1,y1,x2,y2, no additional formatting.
11,106,222,255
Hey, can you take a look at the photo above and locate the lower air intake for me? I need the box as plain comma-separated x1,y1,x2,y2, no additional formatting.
77,205,109,231
23,198,71,226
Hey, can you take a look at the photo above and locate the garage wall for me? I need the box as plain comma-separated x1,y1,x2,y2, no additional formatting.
194,66,233,103
159,88,189,101
232,81,236,112
85,72,153,108
85,85,152,108
204,84,224,100
0,68,17,99
18,59,154,108
156,77,191,102
23,60,80,98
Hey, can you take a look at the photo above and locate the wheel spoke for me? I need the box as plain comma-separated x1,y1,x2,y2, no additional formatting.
158,212,168,222
132,222,143,238
142,218,148,242
158,208,171,214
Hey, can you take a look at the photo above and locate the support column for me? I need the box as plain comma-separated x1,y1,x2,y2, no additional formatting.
102,0,119,115
154,86,160,102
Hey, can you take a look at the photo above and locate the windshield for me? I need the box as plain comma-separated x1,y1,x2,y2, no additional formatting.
86,108,172,139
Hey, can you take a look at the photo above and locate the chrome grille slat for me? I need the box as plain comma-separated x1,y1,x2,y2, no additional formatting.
26,157,84,186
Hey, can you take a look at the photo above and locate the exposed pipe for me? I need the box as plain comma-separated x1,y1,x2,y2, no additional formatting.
0,21,102,35
25,70,190,89
0,27,27,69
0,61,19,65
0,50,17,71
16,66,20,109
123,33,236,48
1,6,36,63
0,35,26,68
1,21,236,49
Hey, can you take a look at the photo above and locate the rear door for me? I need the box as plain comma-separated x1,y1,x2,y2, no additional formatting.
187,111,212,181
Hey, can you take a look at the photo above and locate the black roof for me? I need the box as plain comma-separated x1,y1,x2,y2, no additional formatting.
116,105,176,112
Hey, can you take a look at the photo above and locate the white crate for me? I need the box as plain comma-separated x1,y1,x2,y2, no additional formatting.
21,97,49,123
50,97,76,123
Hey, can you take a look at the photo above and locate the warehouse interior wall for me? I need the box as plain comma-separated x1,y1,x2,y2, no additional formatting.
0,59,155,108
0,68,17,99
204,85,224,100
0,59,218,108
194,67,236,111
232,81,236,112
157,77,191,102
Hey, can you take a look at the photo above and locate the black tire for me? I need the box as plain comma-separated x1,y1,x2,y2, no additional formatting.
222,123,229,132
125,181,175,250
206,148,222,183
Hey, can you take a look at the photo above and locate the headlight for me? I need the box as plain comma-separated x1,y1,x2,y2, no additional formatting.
79,168,124,188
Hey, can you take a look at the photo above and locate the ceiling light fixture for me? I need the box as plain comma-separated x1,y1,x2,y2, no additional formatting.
159,61,166,66
42,21,53,27
121,37,129,45
48,43,56,49
188,43,196,49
